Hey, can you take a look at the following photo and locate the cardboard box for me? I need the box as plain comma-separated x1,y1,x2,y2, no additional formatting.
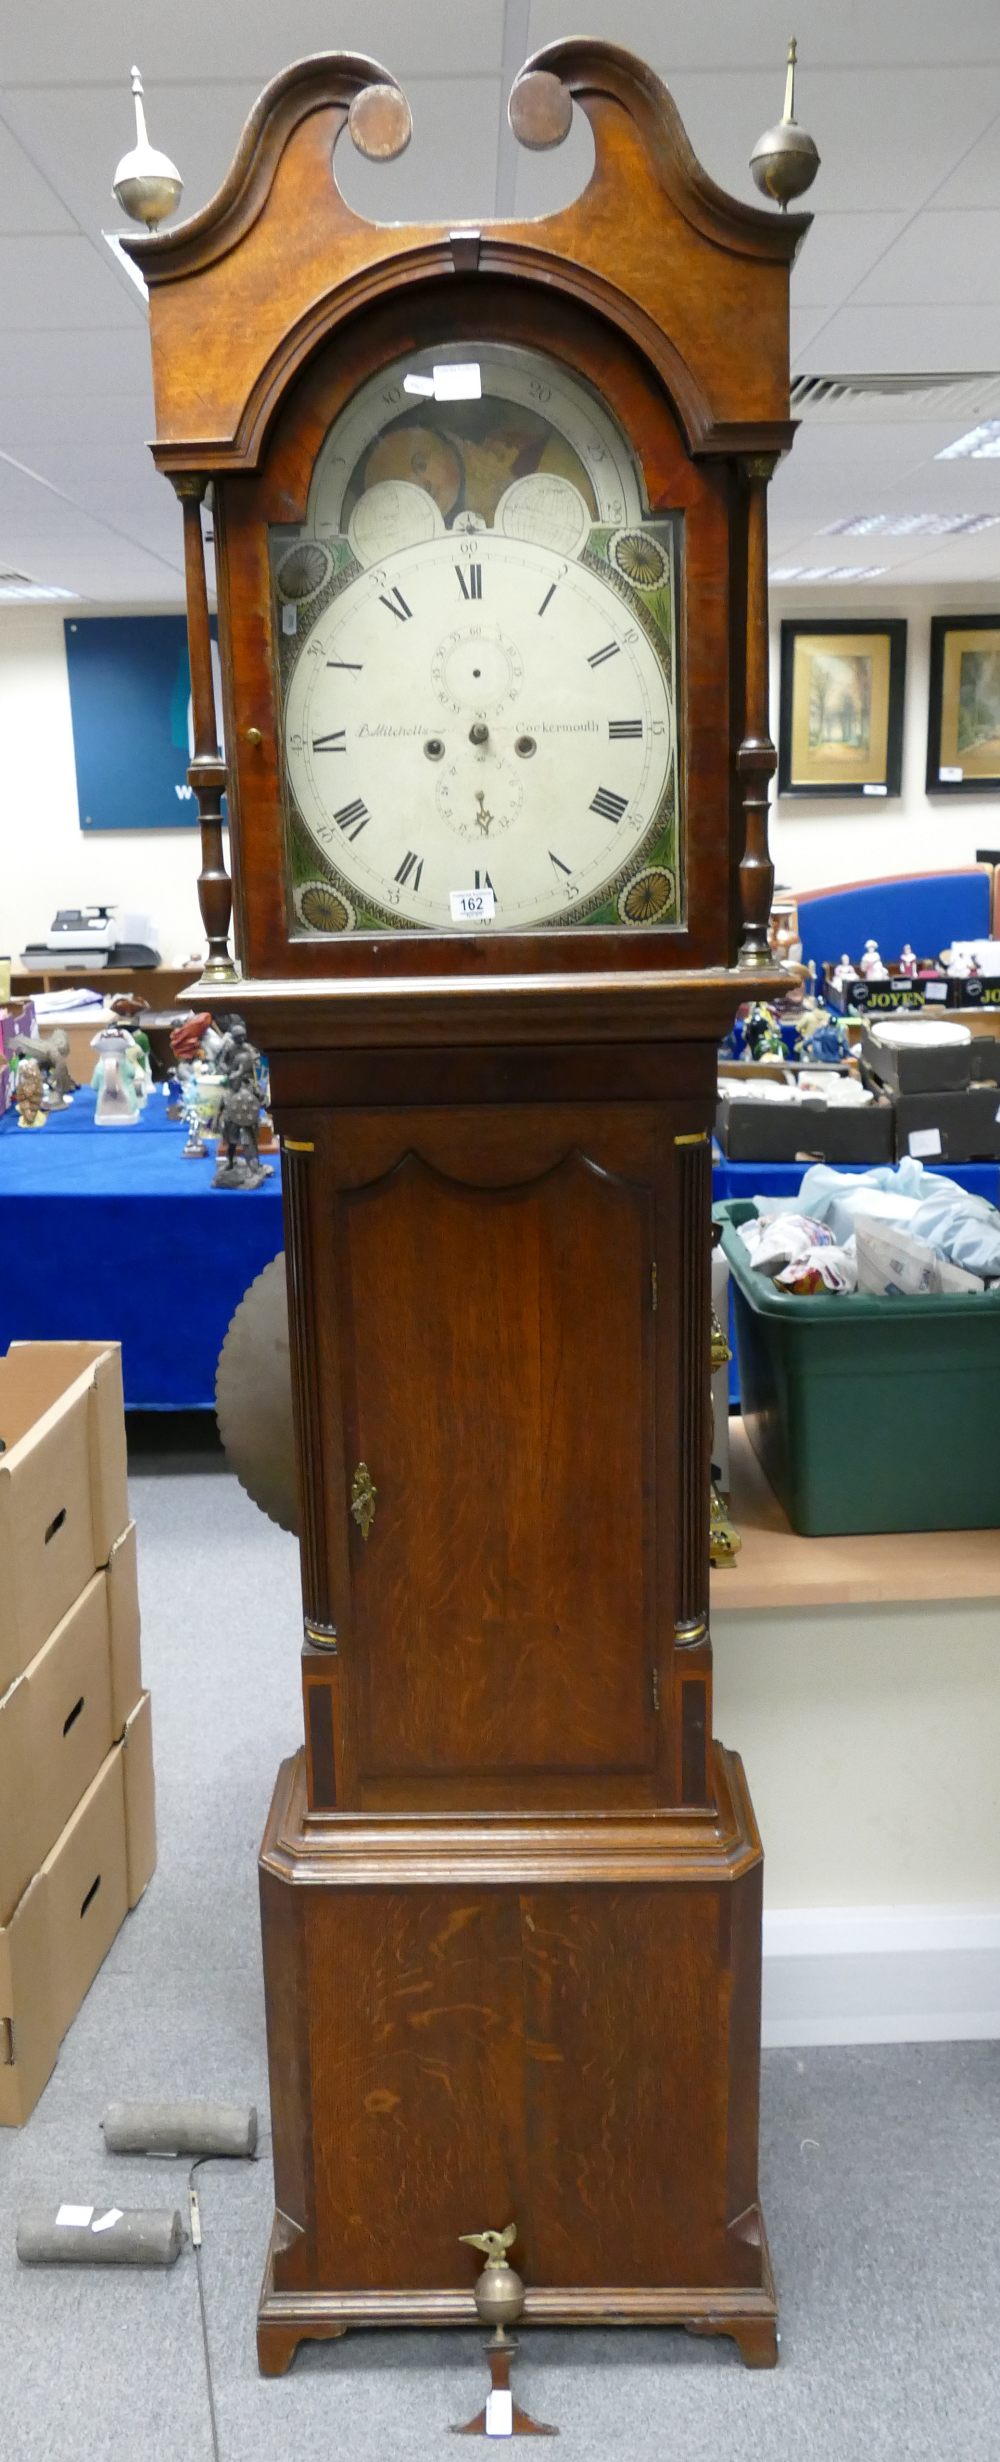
0,1343,129,1693
823,967,944,1015
0,1694,155,2126
860,1024,972,1096
947,974,1000,1010
969,1038,1000,1085
715,1092,893,1163
893,1087,1000,1163
0,1525,141,1926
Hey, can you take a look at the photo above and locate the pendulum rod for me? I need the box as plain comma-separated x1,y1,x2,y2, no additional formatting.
175,476,238,985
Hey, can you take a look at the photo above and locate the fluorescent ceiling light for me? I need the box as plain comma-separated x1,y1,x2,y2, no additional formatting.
936,420,1000,460
769,564,888,582
402,362,482,403
822,512,1000,538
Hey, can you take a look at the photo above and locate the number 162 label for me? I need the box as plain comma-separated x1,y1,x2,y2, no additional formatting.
450,887,496,922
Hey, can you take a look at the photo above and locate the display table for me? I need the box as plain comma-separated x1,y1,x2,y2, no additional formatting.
0,1088,282,1408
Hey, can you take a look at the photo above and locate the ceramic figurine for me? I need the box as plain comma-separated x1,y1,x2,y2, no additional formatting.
182,1103,209,1158
91,1025,142,1125
11,1027,77,1106
897,944,918,979
744,1002,784,1062
163,1073,186,1120
802,1013,850,1064
858,938,887,979
14,1056,47,1128
830,952,857,991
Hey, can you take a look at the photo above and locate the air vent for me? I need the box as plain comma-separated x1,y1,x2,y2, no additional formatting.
791,372,1000,424
0,572,78,602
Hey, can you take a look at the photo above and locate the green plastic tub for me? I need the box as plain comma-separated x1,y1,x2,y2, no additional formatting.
716,1198,1000,1536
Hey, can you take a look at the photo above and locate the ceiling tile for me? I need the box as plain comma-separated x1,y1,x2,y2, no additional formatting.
0,329,153,396
0,236,141,331
0,115,75,232
1,2,505,85
802,303,1000,372
855,210,1000,305
527,0,1000,71
791,213,908,309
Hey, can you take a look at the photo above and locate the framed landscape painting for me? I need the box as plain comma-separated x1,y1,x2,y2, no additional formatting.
778,618,907,799
926,615,1000,794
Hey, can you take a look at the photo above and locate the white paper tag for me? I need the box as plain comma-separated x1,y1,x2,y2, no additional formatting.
450,887,495,923
940,765,963,782
925,983,948,1002
281,601,298,636
91,2208,123,2235
56,2204,94,2229
908,1127,943,1157
485,2390,514,2437
862,782,887,796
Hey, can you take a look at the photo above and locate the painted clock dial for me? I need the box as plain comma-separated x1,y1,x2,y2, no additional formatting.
272,343,682,936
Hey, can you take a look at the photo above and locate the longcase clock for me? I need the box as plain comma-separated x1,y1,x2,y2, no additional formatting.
126,41,810,2375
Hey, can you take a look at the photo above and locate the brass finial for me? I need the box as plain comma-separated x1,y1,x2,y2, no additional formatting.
749,35,820,210
112,64,184,227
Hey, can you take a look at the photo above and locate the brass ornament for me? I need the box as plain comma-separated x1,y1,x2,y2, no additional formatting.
453,2227,557,2438
347,82,412,163
618,868,675,924
611,531,667,588
750,39,820,210
295,881,354,934
350,1463,377,1539
276,541,332,604
710,1484,741,1566
112,66,183,228
508,68,573,152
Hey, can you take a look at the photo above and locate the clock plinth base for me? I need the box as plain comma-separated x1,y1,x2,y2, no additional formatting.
257,1746,777,2377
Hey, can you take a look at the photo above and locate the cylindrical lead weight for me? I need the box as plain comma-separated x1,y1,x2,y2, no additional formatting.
100,2100,258,2158
17,2207,184,2267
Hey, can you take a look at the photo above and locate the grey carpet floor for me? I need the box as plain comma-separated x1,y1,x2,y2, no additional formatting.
1,1423,998,2461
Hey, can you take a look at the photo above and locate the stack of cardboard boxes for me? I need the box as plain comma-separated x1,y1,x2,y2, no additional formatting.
0,1343,156,2124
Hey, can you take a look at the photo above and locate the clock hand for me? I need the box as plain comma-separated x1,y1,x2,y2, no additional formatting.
474,790,493,835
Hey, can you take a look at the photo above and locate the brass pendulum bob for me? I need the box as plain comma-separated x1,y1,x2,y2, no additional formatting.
451,2226,557,2438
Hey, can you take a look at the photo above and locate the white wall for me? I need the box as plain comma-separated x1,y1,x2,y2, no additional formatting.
3,585,1000,970
770,583,1000,897
0,607,211,970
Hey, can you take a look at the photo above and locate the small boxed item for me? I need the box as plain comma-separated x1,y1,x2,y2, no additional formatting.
0,1695,155,2126
860,1019,972,1096
0,1343,130,1693
892,1087,1000,1163
715,1090,893,1163
0,1525,141,1926
969,1038,1000,1085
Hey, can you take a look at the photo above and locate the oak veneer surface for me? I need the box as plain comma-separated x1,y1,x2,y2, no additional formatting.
713,1421,1000,1612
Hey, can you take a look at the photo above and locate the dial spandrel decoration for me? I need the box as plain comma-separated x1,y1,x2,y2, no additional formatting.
270,344,682,936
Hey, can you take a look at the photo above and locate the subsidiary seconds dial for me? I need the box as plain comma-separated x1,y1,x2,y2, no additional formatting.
283,532,674,932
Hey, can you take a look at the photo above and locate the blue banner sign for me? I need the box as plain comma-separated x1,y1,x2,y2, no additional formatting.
65,614,224,832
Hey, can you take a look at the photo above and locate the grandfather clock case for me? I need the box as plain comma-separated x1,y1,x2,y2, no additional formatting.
129,42,808,2375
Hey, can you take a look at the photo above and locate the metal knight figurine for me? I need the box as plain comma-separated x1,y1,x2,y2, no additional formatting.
212,1014,274,1191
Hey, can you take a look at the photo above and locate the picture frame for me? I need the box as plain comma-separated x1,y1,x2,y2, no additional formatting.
777,618,907,800
926,615,1000,795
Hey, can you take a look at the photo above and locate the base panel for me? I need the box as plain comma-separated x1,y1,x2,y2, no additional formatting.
258,1742,775,2376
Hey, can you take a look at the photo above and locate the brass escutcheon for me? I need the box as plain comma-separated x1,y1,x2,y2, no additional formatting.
350,1462,377,1539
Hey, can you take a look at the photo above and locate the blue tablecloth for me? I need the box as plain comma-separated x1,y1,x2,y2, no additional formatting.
0,1088,283,1408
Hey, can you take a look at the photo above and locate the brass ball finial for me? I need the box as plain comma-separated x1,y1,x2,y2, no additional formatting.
112,65,184,228
749,37,820,209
